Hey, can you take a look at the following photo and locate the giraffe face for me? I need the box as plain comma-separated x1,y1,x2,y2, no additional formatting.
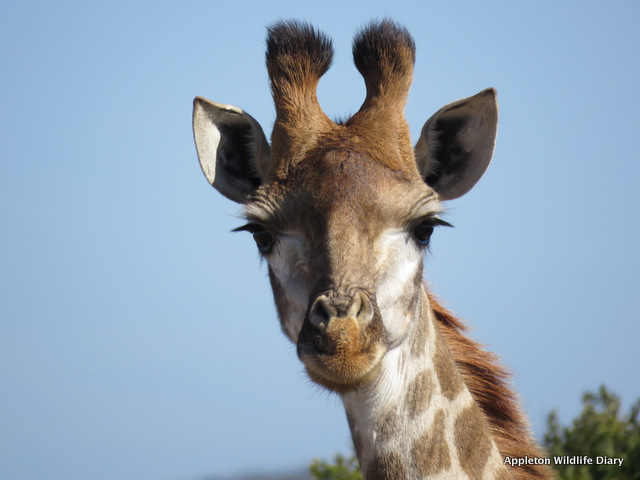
193,21,498,392
240,149,445,392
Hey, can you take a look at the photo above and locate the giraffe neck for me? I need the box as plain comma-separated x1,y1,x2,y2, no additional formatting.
341,287,512,479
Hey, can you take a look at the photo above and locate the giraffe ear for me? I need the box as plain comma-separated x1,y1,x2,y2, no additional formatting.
192,97,271,203
414,88,498,200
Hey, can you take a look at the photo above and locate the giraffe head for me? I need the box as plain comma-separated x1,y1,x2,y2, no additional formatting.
193,20,498,393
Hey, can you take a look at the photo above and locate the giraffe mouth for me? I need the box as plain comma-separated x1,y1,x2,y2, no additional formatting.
297,315,386,393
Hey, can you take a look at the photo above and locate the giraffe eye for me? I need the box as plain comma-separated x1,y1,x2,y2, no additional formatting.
413,221,435,246
234,223,275,254
412,217,452,247
252,227,274,253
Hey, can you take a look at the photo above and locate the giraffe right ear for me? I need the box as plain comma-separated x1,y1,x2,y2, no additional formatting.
192,97,271,203
414,88,498,201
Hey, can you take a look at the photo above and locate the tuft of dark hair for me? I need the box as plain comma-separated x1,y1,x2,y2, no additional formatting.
266,20,334,83
352,19,416,83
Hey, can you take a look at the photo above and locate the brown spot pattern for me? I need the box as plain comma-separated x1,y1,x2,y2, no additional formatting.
433,330,463,399
365,452,406,480
411,409,450,476
410,315,429,357
406,370,434,419
374,405,398,442
455,405,492,480
429,294,554,480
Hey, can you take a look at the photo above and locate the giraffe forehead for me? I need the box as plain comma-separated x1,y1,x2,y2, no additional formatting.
249,149,440,234
303,149,428,213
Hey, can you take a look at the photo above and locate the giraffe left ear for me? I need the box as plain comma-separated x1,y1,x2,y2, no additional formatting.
414,88,498,200
193,97,271,203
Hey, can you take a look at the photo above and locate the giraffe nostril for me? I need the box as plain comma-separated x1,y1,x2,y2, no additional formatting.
309,295,335,329
354,290,374,327
309,290,374,330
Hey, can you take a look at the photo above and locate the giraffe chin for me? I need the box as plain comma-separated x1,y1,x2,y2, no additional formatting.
297,317,387,394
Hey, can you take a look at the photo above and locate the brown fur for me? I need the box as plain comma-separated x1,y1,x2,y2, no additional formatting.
454,404,493,480
266,20,333,114
411,409,451,476
365,452,407,480
352,20,415,102
406,370,435,419
374,404,400,441
428,292,554,480
266,21,335,172
265,20,419,182
348,20,416,171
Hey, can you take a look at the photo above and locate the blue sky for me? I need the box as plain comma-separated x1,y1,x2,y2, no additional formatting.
1,1,639,479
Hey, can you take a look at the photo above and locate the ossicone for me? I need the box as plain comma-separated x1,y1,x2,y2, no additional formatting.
352,19,416,107
265,20,335,165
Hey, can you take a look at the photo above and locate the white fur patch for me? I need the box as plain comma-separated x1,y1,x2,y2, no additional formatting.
374,229,423,346
267,233,310,341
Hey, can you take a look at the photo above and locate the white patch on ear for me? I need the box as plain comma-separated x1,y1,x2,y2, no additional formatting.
193,99,244,185
374,230,423,346
192,97,270,203
193,101,223,185
266,234,310,342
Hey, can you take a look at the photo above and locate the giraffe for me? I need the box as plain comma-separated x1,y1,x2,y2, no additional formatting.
193,20,553,480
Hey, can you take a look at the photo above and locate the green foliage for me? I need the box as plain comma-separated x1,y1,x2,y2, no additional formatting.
309,453,362,480
544,385,640,480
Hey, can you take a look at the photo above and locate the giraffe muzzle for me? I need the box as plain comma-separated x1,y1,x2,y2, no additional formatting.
296,289,386,393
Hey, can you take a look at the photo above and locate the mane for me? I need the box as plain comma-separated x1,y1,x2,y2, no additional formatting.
427,291,554,480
